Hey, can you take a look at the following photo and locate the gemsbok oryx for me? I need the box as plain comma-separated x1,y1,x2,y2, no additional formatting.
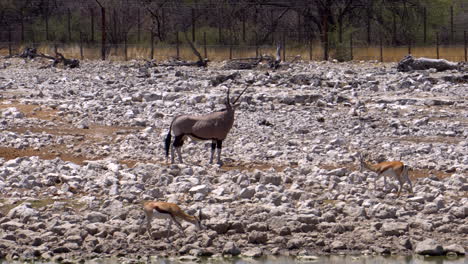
141,201,202,239
359,153,413,197
164,86,248,164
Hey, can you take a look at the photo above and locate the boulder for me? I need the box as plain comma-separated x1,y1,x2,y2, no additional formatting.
381,222,409,236
414,239,444,256
223,242,241,256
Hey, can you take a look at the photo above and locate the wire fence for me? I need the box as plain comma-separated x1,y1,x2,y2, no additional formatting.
1,31,467,63
1,2,467,62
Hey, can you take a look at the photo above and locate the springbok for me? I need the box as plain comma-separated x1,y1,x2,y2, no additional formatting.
141,201,202,239
164,86,248,165
359,153,413,197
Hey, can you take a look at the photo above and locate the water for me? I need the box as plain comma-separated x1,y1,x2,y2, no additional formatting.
1,255,466,264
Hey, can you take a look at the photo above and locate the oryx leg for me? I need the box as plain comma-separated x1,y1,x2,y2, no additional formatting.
173,135,184,164
209,140,216,164
216,140,223,165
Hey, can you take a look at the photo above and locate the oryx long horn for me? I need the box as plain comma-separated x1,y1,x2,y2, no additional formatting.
198,209,202,221
227,87,231,105
232,86,249,105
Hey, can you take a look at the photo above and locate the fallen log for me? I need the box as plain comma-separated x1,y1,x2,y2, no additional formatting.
223,44,283,70
4,47,54,60
53,52,80,68
4,47,80,69
397,55,459,72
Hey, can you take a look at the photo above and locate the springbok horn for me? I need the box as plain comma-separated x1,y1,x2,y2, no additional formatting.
232,86,249,105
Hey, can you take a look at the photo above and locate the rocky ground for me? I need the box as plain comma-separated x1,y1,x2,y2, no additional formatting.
0,57,466,263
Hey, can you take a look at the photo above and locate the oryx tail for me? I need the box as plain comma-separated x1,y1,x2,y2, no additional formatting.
165,119,175,158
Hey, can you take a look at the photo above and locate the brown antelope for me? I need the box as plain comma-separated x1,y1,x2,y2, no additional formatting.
141,201,202,239
359,153,413,197
164,86,248,165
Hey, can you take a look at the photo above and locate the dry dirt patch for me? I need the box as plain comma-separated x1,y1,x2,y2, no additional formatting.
0,146,101,165
220,161,297,172
0,102,58,121
392,136,463,145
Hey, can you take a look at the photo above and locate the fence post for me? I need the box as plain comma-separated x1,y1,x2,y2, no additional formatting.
282,32,286,62
90,8,95,42
255,33,259,58
229,36,233,60
8,27,12,56
323,13,328,61
242,13,246,42
297,13,302,43
408,38,411,54
94,1,107,61
101,6,106,60
366,7,371,44
45,12,49,41
380,34,383,62
124,33,127,61
79,31,83,60
150,31,154,60
68,8,72,41
464,31,467,62
450,6,454,42
309,37,313,61
176,31,179,59
191,8,196,42
350,32,353,61
20,16,24,43
137,8,141,42
203,32,207,59
423,7,427,44
218,8,222,43
436,32,439,59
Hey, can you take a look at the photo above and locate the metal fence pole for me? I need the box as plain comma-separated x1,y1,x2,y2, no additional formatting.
282,32,286,62
255,33,259,58
380,34,383,62
100,4,106,60
423,7,427,44
90,8,95,42
79,31,83,60
137,8,140,42
229,36,233,60
176,31,179,59
464,31,467,62
191,8,196,42
8,27,12,56
203,32,207,59
124,34,127,61
68,8,72,41
450,6,454,43
150,31,154,60
408,38,411,54
309,37,313,61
